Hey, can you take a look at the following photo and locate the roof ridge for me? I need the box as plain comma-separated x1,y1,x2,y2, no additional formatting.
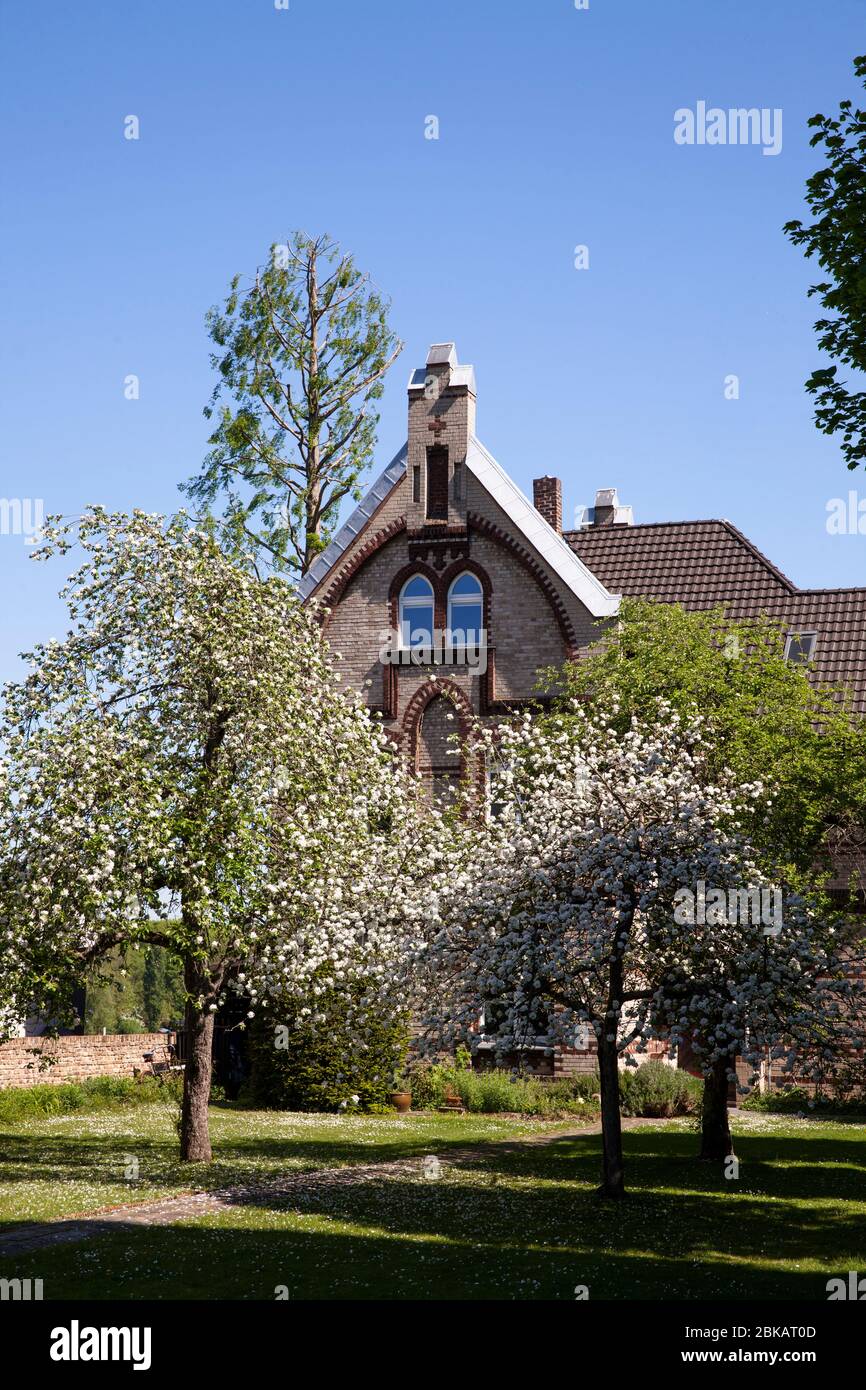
797,585,866,597
565,518,726,535
716,519,798,594
567,516,801,594
467,436,620,617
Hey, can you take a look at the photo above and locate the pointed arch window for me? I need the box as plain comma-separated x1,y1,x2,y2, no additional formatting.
447,571,484,646
399,574,434,648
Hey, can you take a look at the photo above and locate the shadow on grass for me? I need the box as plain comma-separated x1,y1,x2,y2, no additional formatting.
1,1127,864,1301
0,1123,525,1188
0,1182,857,1302
491,1129,866,1203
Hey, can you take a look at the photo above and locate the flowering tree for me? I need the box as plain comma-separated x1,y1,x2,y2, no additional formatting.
417,704,858,1196
0,508,433,1160
650,878,859,1163
549,598,866,1142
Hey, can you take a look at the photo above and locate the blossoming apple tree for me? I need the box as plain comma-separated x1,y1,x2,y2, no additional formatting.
0,508,437,1161
417,703,860,1196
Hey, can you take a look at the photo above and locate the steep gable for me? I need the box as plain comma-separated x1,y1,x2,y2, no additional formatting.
298,433,619,620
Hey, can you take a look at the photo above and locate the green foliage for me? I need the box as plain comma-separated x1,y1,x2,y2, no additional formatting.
454,1044,473,1072
84,944,185,1035
547,598,865,884
741,1086,866,1118
247,989,410,1113
407,1063,601,1116
618,1061,703,1118
784,55,866,471
184,231,403,575
0,1074,180,1123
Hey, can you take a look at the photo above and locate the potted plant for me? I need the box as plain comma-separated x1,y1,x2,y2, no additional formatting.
441,1090,464,1111
389,1075,412,1113
440,1076,465,1112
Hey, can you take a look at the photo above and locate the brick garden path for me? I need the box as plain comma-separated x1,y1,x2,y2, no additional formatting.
0,1116,658,1257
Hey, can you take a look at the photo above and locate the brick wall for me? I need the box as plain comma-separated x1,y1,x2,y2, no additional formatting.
554,1047,600,1078
319,475,599,723
0,1033,172,1089
533,476,563,533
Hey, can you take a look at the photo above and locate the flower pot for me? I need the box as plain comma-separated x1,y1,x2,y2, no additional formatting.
390,1091,411,1113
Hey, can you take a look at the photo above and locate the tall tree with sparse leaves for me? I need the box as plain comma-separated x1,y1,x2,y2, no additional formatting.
785,55,866,471
184,232,402,576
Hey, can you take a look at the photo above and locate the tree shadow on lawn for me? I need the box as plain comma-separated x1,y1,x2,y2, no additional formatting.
489,1128,866,1204
3,1121,864,1273
235,1160,866,1266
2,1127,864,1300
0,1121,551,1230
2,1167,860,1302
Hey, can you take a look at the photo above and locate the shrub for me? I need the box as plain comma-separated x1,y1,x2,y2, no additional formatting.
741,1086,866,1117
619,1060,703,1117
406,1064,452,1111
246,986,410,1113
407,1063,601,1117
0,1074,178,1123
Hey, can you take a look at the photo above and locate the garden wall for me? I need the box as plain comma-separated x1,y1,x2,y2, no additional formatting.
0,1033,172,1089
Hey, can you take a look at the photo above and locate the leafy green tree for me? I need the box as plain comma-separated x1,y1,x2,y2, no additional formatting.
184,232,403,576
248,980,409,1113
142,945,165,1030
84,944,185,1034
547,600,866,1159
784,54,866,470
551,600,864,884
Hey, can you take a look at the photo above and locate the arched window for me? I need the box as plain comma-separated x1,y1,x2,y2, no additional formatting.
447,571,483,646
416,694,462,805
399,574,434,647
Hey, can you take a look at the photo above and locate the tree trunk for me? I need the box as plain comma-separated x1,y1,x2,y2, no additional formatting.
699,1057,735,1162
180,964,215,1163
597,1035,625,1199
304,243,321,575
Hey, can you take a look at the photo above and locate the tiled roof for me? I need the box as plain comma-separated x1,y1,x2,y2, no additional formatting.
566,519,866,713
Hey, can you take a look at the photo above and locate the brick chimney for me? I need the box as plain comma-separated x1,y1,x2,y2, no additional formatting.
406,343,476,531
533,475,562,533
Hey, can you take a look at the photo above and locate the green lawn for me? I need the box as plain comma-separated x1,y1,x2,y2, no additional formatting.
2,1105,865,1300
0,1101,549,1227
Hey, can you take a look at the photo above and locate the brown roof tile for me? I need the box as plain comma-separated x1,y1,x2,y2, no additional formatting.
566,519,866,713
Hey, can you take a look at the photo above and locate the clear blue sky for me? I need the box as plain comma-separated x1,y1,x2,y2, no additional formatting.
1,0,864,684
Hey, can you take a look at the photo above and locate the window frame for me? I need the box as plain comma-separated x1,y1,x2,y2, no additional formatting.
446,570,484,648
784,631,818,665
398,574,435,649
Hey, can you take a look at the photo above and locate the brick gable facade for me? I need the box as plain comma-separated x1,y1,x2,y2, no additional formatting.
303,344,613,769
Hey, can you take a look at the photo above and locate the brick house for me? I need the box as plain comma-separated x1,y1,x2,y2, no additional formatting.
299,342,866,1080
298,344,619,786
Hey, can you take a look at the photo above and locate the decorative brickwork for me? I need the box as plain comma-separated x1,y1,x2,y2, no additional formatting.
319,516,407,613
467,512,579,657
